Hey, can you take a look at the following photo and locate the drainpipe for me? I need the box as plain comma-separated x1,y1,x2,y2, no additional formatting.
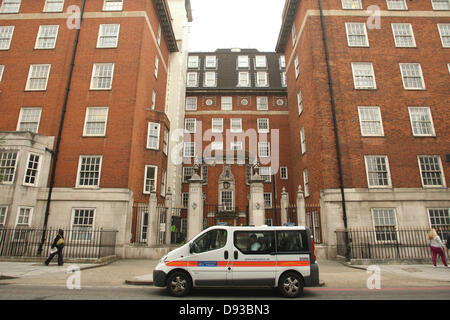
318,0,350,260
38,0,87,255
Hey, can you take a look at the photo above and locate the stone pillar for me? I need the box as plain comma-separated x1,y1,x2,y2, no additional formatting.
147,187,158,246
296,185,306,226
165,187,173,245
187,165,204,241
280,187,289,225
249,164,265,226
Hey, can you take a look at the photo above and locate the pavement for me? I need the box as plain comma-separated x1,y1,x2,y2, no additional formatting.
0,258,449,289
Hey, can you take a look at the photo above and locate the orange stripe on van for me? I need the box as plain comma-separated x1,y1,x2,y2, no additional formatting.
165,260,310,267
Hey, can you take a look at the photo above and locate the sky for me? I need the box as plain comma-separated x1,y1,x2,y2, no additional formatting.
187,0,286,52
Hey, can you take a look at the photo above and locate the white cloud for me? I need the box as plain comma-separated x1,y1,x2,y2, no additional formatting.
188,0,285,52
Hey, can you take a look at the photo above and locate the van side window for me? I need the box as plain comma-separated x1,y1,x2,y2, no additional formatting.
276,230,308,253
192,229,227,254
234,231,275,255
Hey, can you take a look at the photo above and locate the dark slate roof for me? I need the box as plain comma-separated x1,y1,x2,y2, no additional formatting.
186,49,287,94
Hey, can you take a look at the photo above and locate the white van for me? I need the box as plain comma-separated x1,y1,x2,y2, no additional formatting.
153,226,320,298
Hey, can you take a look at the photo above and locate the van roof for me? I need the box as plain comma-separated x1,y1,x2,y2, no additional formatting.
205,225,307,231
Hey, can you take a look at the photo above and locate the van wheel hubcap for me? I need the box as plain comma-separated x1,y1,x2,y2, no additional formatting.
171,276,186,293
283,277,299,294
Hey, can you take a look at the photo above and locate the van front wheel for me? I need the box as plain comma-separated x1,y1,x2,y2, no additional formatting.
278,272,304,298
167,271,192,297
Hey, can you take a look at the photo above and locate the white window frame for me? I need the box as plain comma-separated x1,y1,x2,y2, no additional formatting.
76,155,103,188
161,168,166,197
15,206,33,228
279,55,286,69
35,25,59,50
147,122,160,150
188,56,199,69
428,209,450,237
163,126,169,156
431,0,450,11
97,24,120,48
183,142,195,158
372,208,398,243
399,63,425,90
437,24,450,48
292,23,297,46
386,0,408,10
256,71,268,87
221,96,233,111
0,151,18,184
280,167,288,180
143,165,158,194
0,65,4,82
0,26,14,50
358,106,384,137
391,23,416,48
83,107,109,137
186,72,198,87
211,141,223,151
417,155,446,188
90,63,115,90
44,0,64,13
281,72,287,87
157,24,161,47
345,22,369,47
25,64,51,91
212,118,223,133
182,192,189,208
205,55,217,69
71,208,95,241
264,192,272,208
103,0,123,12
230,118,242,133
351,62,376,89
185,97,197,111
297,90,303,115
183,167,193,183
364,155,392,188
300,127,306,154
17,107,42,133
203,71,216,87
238,71,250,87
257,96,268,111
0,206,8,226
151,90,156,110
257,118,269,133
184,118,197,133
23,152,41,187
258,142,270,158
341,0,362,9
0,0,21,13
154,55,159,79
237,55,249,69
303,169,310,197
260,167,272,183
295,55,300,78
255,55,267,68
408,107,435,137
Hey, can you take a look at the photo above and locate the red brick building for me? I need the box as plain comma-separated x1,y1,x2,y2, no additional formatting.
0,0,185,252
276,0,450,256
182,49,292,229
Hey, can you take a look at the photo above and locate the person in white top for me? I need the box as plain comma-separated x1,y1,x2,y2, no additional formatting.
428,229,448,268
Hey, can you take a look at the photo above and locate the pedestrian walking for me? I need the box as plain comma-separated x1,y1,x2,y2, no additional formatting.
428,229,448,268
446,232,450,257
45,229,65,266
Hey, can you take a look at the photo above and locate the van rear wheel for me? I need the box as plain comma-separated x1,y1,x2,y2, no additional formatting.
167,271,192,297
278,272,304,298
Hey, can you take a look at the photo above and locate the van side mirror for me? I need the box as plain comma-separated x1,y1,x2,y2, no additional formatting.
189,242,194,254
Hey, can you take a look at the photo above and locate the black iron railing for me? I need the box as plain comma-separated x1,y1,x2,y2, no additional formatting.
0,227,117,259
336,226,450,260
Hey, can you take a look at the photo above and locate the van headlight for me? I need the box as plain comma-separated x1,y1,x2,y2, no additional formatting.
160,255,168,264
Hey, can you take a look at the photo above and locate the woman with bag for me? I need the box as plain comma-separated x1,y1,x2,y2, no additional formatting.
45,229,65,266
428,229,448,268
